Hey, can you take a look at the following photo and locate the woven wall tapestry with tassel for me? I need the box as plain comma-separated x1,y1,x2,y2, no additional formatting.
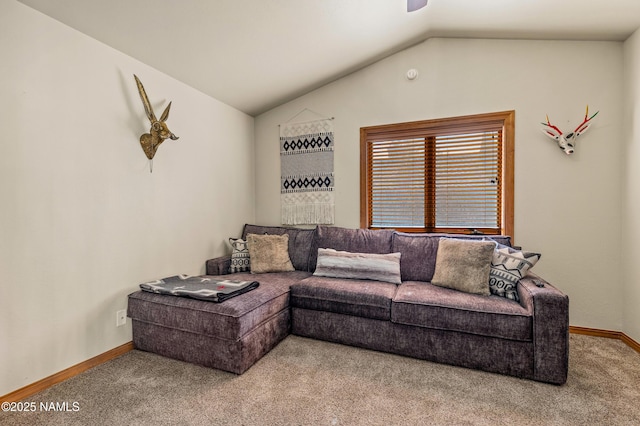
280,117,334,225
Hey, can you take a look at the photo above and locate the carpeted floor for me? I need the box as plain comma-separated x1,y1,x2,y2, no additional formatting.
2,334,639,425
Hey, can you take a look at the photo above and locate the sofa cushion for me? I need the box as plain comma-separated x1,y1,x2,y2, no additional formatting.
391,233,440,282
290,276,398,320
391,282,532,341
246,233,295,274
310,226,394,271
242,224,316,272
431,238,496,295
313,248,402,284
392,232,513,282
128,271,312,341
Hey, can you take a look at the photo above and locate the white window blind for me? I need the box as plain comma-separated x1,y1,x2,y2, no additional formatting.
370,138,426,228
361,112,512,235
434,130,501,229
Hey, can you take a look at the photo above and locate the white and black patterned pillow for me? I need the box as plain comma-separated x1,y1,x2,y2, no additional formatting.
228,238,250,273
489,244,541,302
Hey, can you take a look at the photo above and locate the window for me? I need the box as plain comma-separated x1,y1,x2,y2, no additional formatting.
360,111,514,236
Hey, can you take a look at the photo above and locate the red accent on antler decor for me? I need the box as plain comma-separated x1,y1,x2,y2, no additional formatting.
542,114,563,136
574,105,599,134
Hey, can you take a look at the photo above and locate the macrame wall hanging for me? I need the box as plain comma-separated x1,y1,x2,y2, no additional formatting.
280,110,335,225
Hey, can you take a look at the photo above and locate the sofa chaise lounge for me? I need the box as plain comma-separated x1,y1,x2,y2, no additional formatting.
127,224,569,384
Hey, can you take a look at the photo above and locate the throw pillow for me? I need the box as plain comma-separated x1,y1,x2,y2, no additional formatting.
431,238,496,295
313,248,402,284
228,238,250,273
246,233,295,274
489,244,541,302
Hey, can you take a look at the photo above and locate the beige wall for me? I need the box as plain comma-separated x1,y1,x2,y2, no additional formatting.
255,38,625,333
0,1,255,396
622,30,640,343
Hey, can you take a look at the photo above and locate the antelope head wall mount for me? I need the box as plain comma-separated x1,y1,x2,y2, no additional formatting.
134,74,179,171
540,106,598,155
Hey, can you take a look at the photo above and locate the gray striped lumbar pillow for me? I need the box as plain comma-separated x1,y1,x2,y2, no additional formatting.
313,248,402,284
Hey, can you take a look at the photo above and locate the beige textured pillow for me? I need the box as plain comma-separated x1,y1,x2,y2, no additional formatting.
431,238,496,295
246,233,295,274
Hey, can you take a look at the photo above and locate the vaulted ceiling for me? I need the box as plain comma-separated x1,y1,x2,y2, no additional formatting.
18,0,640,116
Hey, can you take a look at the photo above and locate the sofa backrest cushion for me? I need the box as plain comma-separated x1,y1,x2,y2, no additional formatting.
309,226,394,271
242,224,316,272
391,233,440,283
392,232,513,282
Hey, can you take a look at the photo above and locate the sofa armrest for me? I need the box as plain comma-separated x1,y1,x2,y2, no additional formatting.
205,255,232,275
518,273,569,385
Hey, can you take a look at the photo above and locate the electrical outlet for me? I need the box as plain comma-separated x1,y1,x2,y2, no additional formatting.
116,309,127,327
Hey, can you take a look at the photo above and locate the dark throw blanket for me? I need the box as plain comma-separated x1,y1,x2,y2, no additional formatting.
140,274,259,303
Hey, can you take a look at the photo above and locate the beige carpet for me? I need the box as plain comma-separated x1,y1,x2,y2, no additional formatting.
2,334,639,425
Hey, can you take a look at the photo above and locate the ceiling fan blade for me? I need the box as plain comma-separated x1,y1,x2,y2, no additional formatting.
407,0,428,12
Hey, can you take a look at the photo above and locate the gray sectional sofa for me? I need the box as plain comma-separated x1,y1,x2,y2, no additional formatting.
127,224,569,385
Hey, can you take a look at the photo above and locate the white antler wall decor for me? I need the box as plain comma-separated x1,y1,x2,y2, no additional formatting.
540,106,598,155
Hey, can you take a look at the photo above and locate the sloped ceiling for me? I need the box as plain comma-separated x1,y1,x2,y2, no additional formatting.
18,0,640,116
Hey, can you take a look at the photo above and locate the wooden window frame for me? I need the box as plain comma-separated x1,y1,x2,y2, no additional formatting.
360,111,514,238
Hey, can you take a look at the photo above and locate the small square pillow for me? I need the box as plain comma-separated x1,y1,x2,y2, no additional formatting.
246,233,295,274
228,238,250,273
489,244,541,302
431,238,496,295
313,248,402,284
